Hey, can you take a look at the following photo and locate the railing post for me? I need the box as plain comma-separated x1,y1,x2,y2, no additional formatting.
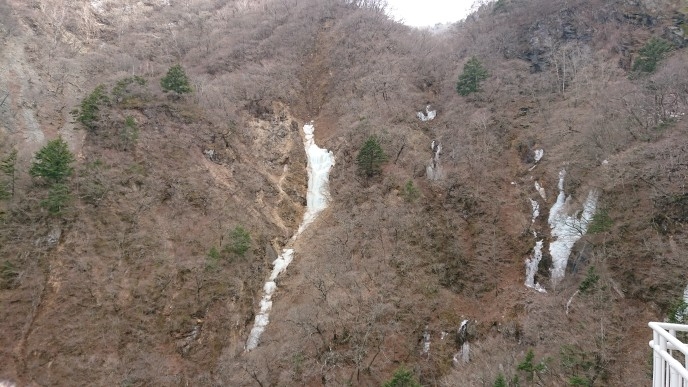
652,329,662,387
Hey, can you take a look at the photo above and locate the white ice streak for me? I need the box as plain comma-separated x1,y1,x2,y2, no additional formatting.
417,105,436,122
548,170,599,283
246,123,334,350
684,284,688,303
245,249,294,350
524,240,546,293
530,199,540,223
297,123,335,235
535,181,546,200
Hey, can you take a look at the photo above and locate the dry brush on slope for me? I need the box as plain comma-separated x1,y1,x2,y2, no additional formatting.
0,0,687,385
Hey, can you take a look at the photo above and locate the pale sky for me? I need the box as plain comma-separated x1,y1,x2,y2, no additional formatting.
385,0,476,27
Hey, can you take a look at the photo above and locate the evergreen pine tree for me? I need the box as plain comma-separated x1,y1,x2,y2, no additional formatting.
29,138,75,185
632,38,672,74
383,367,421,387
227,225,251,256
356,135,387,177
494,373,507,387
161,64,192,95
456,56,489,96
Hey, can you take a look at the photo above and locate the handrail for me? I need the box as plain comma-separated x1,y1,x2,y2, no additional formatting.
649,321,688,387
649,322,688,354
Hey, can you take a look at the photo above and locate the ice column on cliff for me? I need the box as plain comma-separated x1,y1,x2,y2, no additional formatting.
426,140,442,180
245,122,334,351
548,170,599,284
297,123,335,235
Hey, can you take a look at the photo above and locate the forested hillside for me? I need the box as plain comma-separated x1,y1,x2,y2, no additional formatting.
0,0,687,385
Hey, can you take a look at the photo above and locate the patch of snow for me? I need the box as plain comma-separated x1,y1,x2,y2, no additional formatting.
548,170,599,284
525,240,546,292
296,123,335,235
417,105,436,122
440,331,448,340
602,160,609,166
535,181,546,200
684,284,688,303
534,149,544,163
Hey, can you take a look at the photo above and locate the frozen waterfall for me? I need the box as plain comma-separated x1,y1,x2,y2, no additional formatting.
245,122,335,351
297,123,335,235
548,170,599,284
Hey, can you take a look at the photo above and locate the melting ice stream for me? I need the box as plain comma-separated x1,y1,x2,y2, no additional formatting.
245,123,334,351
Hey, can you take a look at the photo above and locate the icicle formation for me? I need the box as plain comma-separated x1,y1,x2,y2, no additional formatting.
548,169,599,284
246,122,335,351
417,105,436,122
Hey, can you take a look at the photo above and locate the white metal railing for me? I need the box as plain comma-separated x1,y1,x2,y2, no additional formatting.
649,322,688,387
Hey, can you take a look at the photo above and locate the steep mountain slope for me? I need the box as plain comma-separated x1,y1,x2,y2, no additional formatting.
0,0,687,385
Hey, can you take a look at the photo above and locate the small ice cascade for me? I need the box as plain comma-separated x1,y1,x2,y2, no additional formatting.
548,169,599,285
525,188,547,292
452,320,470,366
417,105,437,122
525,240,546,293
245,122,335,351
426,140,442,180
